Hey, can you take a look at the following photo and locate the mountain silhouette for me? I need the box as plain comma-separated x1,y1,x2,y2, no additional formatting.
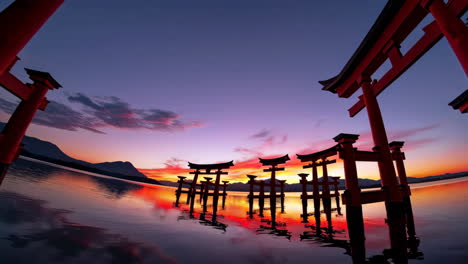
0,122,152,181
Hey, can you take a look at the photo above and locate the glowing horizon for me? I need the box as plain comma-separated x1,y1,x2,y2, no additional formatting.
0,0,466,183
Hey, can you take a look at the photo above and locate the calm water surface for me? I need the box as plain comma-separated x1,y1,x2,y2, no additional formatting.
0,157,467,264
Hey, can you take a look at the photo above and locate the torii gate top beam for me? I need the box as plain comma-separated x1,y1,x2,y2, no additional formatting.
318,0,467,116
319,0,424,96
296,144,339,162
188,161,234,171
449,89,468,113
259,154,290,167
25,68,62,89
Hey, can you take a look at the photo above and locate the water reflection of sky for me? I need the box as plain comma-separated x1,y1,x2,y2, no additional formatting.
0,158,467,264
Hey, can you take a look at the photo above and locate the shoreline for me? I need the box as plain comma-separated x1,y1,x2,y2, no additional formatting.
17,156,468,194
18,156,162,188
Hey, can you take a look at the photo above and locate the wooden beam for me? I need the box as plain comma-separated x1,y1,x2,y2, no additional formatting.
459,101,468,113
297,146,338,162
316,159,336,166
189,171,228,175
303,159,336,168
263,167,285,172
0,71,32,100
38,98,49,111
338,148,404,161
354,150,381,162
336,0,428,98
360,190,387,204
391,151,406,160
348,0,466,116
342,189,395,205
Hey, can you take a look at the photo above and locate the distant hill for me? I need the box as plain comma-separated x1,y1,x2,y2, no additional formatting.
0,122,158,184
89,161,147,178
21,136,77,163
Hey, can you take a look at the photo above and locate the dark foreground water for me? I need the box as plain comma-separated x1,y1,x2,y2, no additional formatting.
0,157,467,264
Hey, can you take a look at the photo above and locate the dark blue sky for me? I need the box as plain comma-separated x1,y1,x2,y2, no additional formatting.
0,0,466,180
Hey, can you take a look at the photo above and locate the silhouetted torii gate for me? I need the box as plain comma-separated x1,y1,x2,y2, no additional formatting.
175,161,233,221
296,150,338,217
247,155,289,218
299,134,417,263
296,149,342,223
0,0,64,184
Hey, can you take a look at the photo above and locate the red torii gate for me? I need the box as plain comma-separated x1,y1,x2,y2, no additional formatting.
302,134,416,263
297,148,341,221
318,1,466,262
320,0,467,115
0,0,64,75
174,161,234,220
0,0,64,183
246,155,289,217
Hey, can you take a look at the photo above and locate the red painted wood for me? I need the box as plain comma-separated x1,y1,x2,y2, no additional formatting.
0,0,64,74
336,0,427,98
0,80,49,163
428,0,468,76
360,78,402,202
347,0,466,116
334,135,361,206
0,72,32,100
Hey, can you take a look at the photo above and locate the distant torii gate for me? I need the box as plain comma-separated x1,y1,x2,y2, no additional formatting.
297,174,341,224
0,0,64,184
247,155,289,217
296,150,342,223
174,161,233,220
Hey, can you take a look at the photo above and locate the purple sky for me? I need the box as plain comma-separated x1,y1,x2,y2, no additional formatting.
0,0,466,180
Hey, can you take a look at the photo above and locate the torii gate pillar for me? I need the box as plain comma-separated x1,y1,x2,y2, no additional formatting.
360,76,401,198
0,69,61,183
421,0,468,76
0,0,64,75
334,134,365,263
360,76,408,263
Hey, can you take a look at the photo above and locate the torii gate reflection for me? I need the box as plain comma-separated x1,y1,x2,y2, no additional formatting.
0,0,64,184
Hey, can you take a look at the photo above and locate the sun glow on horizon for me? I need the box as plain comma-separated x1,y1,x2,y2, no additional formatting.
138,151,468,184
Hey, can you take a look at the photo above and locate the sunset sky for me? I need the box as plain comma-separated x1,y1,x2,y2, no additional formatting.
0,0,466,182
